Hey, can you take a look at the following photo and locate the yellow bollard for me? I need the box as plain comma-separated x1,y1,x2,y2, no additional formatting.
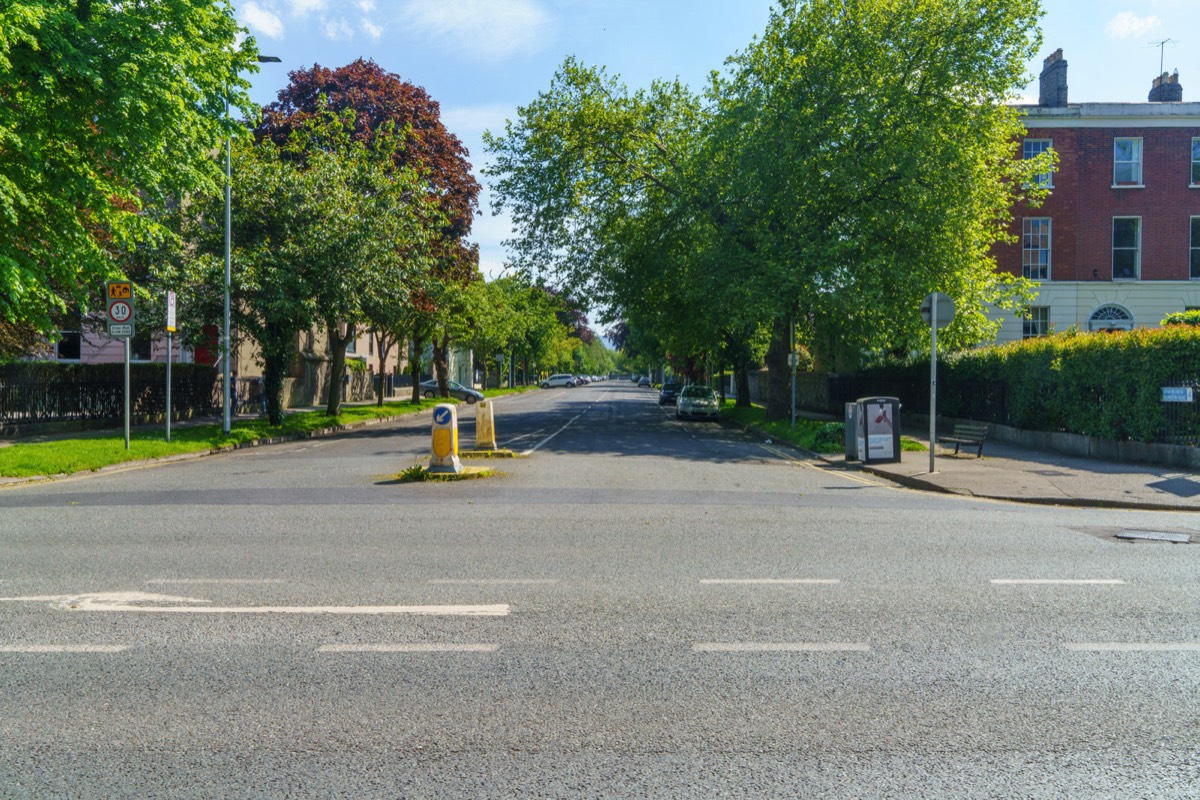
475,400,497,450
429,404,463,474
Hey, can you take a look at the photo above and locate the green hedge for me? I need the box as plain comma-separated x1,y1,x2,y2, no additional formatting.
865,327,1200,442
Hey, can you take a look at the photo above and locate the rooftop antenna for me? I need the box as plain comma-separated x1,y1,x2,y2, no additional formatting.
1149,38,1176,76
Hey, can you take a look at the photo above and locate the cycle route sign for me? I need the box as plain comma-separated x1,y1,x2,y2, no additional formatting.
106,281,135,338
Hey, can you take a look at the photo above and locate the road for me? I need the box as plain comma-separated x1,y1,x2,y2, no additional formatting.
2,381,1199,798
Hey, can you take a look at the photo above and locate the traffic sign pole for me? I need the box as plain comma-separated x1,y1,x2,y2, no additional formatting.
166,291,176,443
124,337,131,451
929,297,938,474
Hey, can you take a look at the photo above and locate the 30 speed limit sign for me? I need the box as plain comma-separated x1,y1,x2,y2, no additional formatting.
106,280,135,338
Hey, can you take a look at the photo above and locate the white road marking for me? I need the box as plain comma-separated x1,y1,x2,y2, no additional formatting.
0,645,130,653
0,592,509,616
428,579,558,585
991,579,1126,585
145,579,286,585
700,579,840,585
518,390,615,455
693,643,870,653
1065,643,1200,652
317,644,499,653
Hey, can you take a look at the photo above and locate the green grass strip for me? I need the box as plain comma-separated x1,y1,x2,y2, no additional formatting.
0,399,445,478
720,400,926,454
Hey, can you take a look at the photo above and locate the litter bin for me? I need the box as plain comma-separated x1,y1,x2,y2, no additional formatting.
856,396,901,465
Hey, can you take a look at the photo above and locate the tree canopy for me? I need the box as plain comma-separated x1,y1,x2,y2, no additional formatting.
0,0,260,337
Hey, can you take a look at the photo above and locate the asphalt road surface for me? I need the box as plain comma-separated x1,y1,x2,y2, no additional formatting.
2,382,1199,798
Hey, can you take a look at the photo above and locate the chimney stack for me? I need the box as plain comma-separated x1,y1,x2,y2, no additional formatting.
1148,69,1183,102
1039,49,1068,107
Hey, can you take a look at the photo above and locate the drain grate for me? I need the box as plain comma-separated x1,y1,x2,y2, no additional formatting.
1115,530,1192,544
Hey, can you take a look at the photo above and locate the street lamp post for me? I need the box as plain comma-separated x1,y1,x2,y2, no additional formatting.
224,55,281,435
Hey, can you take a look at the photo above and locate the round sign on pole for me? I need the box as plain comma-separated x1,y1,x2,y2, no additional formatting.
920,292,955,328
109,300,132,322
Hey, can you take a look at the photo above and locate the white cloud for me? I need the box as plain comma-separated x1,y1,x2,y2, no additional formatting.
286,0,328,17
1105,11,1162,40
401,0,550,60
361,17,383,40
355,0,377,11
241,2,285,39
322,17,355,40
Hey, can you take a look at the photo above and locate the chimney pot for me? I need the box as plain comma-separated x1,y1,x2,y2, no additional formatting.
1038,49,1068,107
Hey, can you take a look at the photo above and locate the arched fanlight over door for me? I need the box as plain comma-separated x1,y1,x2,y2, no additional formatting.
1088,304,1134,332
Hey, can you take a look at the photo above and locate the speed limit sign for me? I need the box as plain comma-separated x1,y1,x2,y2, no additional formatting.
106,281,135,338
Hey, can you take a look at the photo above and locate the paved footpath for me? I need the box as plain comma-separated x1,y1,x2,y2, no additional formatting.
828,436,1200,512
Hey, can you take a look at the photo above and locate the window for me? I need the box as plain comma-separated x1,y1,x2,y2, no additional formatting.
55,331,82,361
1023,138,1053,187
1113,138,1142,185
1089,304,1134,332
1192,217,1200,280
1022,218,1051,280
1193,138,1200,185
1112,217,1141,280
130,329,152,361
1023,306,1050,338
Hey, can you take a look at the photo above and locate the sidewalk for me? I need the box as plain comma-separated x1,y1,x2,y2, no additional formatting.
823,436,1200,512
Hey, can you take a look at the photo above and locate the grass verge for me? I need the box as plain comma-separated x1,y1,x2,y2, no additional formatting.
720,400,927,454
390,464,498,483
0,399,445,479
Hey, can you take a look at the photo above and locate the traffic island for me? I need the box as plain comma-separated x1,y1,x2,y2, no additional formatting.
387,464,500,483
459,449,520,459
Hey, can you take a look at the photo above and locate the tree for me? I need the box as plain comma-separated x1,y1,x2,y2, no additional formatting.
257,59,480,406
713,0,1047,417
0,0,259,335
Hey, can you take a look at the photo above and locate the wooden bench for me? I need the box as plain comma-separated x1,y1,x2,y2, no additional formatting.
937,422,988,457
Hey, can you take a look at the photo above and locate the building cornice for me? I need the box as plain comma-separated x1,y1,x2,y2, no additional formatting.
1014,103,1200,129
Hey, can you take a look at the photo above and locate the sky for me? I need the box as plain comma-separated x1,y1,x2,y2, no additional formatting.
232,0,1200,291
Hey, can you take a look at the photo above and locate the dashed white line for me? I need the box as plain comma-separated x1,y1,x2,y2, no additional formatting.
1065,643,1200,652
991,579,1125,585
693,643,870,653
145,579,286,585
0,645,130,653
700,579,840,585
82,603,510,616
317,644,499,653
428,579,558,586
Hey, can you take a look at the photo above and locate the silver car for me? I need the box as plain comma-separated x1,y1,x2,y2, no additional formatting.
540,373,576,388
676,385,720,420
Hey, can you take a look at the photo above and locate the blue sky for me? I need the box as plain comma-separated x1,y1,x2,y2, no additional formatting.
232,0,1200,282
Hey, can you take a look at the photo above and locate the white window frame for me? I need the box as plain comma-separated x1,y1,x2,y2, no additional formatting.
1192,137,1200,187
1112,216,1141,281
1191,216,1200,280
1023,306,1050,339
1021,217,1051,280
1023,138,1053,188
1113,137,1143,187
54,330,83,362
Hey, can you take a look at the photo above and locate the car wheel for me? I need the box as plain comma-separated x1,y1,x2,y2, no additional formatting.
424,390,435,399
465,395,476,404
540,383,549,389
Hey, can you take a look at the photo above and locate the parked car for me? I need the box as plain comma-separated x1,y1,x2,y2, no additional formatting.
574,375,590,385
658,382,680,405
676,385,720,420
630,375,640,383
638,376,651,388
419,379,484,404
541,373,577,388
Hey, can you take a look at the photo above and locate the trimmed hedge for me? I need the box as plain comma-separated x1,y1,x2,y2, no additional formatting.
0,361,218,431
860,327,1200,442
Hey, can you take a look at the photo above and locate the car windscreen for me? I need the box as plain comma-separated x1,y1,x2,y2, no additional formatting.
681,387,713,398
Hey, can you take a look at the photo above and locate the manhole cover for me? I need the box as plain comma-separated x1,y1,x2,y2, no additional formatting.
1115,530,1192,544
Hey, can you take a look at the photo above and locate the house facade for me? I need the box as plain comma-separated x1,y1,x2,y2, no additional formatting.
992,50,1200,342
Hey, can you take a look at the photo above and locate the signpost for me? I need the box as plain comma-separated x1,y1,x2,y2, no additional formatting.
920,292,955,473
166,291,176,442
106,281,135,450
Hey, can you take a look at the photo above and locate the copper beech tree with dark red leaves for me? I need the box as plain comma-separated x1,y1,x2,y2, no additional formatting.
256,59,481,403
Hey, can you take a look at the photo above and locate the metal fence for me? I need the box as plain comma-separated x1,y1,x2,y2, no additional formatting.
0,362,218,433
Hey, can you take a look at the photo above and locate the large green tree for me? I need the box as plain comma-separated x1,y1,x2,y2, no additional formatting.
0,0,258,337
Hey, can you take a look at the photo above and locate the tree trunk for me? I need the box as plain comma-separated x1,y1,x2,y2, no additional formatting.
325,319,355,416
433,333,450,396
259,320,293,427
376,330,392,407
764,316,791,421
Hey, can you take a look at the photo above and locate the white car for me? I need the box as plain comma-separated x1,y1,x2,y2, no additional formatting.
540,373,576,388
676,385,720,420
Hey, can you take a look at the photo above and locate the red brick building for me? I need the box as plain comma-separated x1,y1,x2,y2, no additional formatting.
993,50,1200,341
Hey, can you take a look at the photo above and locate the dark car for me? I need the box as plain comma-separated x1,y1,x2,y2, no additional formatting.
658,382,680,404
638,376,651,388
419,379,484,404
